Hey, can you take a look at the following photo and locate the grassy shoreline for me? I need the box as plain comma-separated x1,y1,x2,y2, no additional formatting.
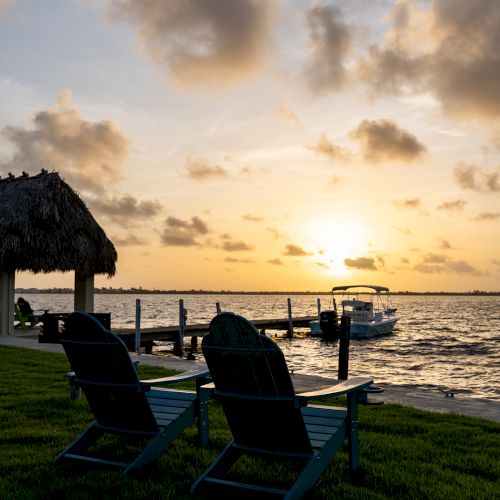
1,345,498,499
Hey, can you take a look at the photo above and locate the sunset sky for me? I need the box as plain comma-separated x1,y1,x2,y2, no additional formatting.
1,0,500,292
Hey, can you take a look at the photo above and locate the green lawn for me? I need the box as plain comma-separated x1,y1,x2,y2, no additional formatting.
0,345,498,499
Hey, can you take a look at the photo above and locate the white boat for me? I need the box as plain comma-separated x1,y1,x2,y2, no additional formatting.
310,285,399,339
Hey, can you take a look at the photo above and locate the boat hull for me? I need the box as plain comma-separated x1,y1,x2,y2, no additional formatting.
309,317,398,339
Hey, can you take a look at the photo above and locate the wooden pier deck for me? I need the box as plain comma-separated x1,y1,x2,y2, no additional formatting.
116,316,317,347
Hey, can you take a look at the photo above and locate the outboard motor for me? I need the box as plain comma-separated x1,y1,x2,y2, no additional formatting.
319,310,339,338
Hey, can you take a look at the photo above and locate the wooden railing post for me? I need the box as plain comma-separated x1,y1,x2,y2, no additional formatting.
135,298,141,356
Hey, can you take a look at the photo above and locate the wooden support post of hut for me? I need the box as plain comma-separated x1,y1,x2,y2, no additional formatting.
0,171,117,335
0,271,15,335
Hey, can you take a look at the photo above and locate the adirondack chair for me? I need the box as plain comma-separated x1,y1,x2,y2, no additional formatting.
191,312,374,499
54,311,210,474
14,297,46,329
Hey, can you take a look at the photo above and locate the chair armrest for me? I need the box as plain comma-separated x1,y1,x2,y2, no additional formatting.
140,367,210,388
297,377,373,401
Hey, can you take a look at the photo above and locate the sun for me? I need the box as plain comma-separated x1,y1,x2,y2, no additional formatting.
306,219,371,276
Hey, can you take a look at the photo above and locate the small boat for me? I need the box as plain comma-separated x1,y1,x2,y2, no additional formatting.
310,285,399,339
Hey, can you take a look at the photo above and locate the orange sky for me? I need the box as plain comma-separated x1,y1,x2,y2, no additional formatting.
1,1,500,292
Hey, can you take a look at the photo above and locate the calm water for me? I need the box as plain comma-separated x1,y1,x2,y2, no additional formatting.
20,293,500,401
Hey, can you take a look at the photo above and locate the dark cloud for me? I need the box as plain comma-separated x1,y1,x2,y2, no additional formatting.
473,212,500,221
283,244,312,256
186,157,229,180
0,90,129,194
303,5,351,93
308,134,351,162
454,162,500,192
349,119,426,163
109,0,277,87
268,258,283,266
89,194,162,227
358,0,500,122
414,253,483,275
344,257,377,270
160,215,210,246
437,199,467,212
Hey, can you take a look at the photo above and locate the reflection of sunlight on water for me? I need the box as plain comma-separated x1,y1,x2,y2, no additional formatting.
19,293,500,401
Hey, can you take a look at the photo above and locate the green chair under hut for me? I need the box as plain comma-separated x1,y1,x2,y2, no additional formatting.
191,312,374,499
55,311,210,474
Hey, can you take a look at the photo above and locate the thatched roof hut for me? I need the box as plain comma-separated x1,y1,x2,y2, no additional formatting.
0,170,117,334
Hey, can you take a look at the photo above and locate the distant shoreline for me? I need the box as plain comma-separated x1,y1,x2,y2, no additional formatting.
14,288,500,296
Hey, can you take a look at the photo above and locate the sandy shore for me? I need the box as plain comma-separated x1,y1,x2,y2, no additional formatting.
1,332,499,423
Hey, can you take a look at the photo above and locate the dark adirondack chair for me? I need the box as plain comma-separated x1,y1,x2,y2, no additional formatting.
14,297,46,329
55,311,210,474
191,312,373,499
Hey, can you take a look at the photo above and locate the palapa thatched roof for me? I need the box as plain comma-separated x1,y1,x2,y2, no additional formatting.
0,171,117,276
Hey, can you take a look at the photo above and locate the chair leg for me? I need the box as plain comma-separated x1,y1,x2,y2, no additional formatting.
191,441,241,494
347,393,360,475
197,384,211,448
286,426,346,500
54,422,104,463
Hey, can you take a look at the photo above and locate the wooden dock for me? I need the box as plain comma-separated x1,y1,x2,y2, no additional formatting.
116,315,317,350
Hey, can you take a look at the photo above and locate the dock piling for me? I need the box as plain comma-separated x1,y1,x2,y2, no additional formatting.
174,299,186,357
216,302,221,315
135,299,141,356
316,298,321,321
287,298,293,338
338,315,351,380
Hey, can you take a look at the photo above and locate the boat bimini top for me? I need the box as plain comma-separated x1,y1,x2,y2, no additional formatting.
331,285,390,293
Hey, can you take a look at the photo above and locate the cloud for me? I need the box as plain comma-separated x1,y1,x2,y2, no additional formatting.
242,213,264,222
109,0,277,87
220,234,254,252
274,105,300,125
112,234,146,246
344,257,377,270
349,119,426,163
473,212,500,221
160,215,210,246
283,244,312,257
224,257,255,263
437,199,467,212
394,198,422,210
438,239,453,250
396,226,412,235
316,262,329,269
89,194,162,226
303,5,351,93
453,162,500,192
358,0,500,122
414,253,483,275
185,157,229,180
268,258,283,266
0,90,129,194
266,227,286,239
308,134,351,162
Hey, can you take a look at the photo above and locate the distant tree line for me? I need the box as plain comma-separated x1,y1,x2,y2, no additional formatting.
14,287,500,295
